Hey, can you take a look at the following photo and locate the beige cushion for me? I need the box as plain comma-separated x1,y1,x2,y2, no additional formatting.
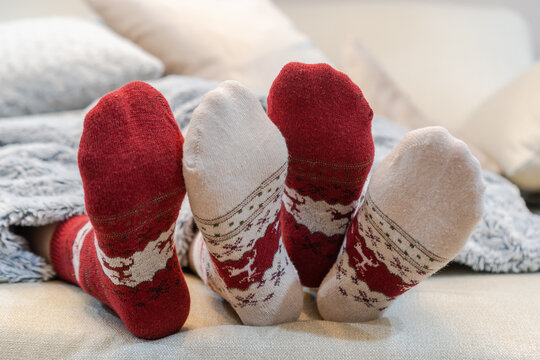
353,3,534,132
278,2,534,133
341,40,502,174
461,61,540,191
2,270,539,358
86,0,328,93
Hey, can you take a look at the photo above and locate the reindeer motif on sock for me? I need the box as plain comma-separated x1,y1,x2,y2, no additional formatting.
184,81,303,326
268,62,374,288
317,127,485,322
49,82,191,340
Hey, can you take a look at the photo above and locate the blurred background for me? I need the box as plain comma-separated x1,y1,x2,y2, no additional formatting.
1,0,539,208
2,0,540,55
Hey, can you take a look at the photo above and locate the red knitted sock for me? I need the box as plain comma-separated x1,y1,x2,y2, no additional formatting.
50,82,190,340
267,63,374,287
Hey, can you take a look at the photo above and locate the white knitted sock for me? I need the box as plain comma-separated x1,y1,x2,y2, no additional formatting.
183,80,303,326
317,127,485,322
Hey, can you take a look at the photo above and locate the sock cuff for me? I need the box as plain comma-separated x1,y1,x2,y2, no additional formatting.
50,215,90,285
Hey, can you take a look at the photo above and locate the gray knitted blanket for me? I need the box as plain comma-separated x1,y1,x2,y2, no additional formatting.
1,76,538,283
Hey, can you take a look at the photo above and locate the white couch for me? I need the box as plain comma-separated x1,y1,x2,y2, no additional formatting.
2,268,539,359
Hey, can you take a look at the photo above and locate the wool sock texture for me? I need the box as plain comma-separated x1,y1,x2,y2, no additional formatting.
317,127,485,322
183,80,303,326
50,82,190,340
267,62,374,288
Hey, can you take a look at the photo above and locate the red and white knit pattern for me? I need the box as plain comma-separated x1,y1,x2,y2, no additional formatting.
66,217,178,288
282,186,360,238
93,222,177,287
191,163,302,325
195,163,285,263
194,234,296,321
184,80,303,325
50,81,191,340
317,127,486,323
317,192,448,322
267,62,375,288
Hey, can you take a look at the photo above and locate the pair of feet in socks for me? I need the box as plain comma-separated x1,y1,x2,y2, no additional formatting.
50,63,485,340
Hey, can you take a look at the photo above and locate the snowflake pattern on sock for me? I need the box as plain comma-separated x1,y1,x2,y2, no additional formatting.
318,191,448,320
192,162,301,325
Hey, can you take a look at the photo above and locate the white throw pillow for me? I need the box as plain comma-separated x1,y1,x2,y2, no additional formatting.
279,2,534,133
341,39,430,131
86,0,328,93
461,61,540,191
349,3,535,133
0,17,164,117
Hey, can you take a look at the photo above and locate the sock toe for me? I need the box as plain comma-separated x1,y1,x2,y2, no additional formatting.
79,81,184,217
268,62,373,164
368,126,485,256
183,80,288,218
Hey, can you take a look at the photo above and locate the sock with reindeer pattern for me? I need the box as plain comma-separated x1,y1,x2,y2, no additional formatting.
50,82,190,339
184,81,303,325
317,127,485,322
267,62,375,288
